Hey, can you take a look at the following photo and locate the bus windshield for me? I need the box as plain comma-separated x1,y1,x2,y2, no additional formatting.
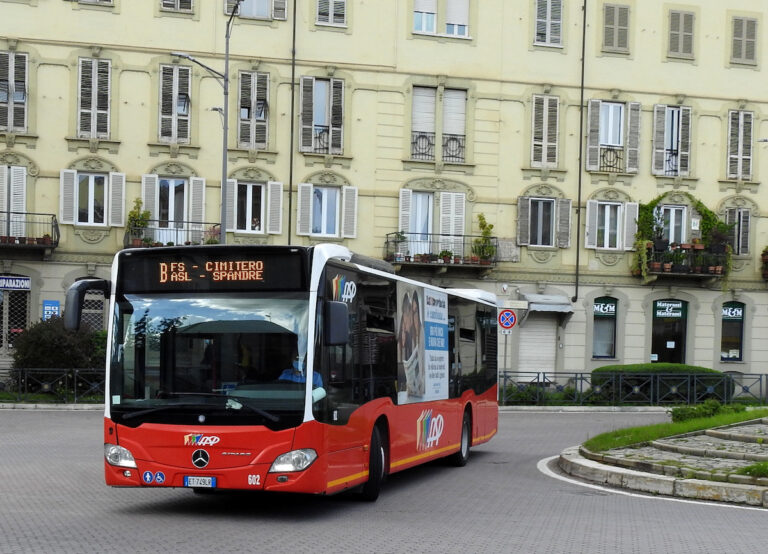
110,292,310,429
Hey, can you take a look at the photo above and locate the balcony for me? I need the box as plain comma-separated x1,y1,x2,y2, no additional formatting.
599,146,625,173
384,231,498,273
636,242,729,283
442,133,466,164
0,211,60,258
411,131,435,161
124,220,221,248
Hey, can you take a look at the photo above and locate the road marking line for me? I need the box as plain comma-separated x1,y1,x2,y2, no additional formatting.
537,455,767,512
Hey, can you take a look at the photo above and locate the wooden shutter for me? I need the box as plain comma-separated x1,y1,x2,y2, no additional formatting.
556,198,571,248
159,66,175,141
190,176,205,222
299,77,314,152
0,166,6,217
740,111,753,180
177,66,191,142
141,174,159,220
238,72,253,147
108,172,125,227
728,110,752,180
225,178,237,232
438,192,465,253
80,58,110,139
739,209,750,255
95,59,110,138
549,0,562,45
535,0,561,45
651,105,666,175
531,94,559,167
272,0,287,20
296,183,313,235
732,17,757,63
60,169,77,224
669,11,694,57
517,196,531,246
254,72,268,149
0,52,8,130
678,106,692,176
318,0,345,24
586,99,601,171
624,202,638,250
11,52,26,131
399,188,412,233
317,0,330,23
266,181,282,234
332,0,346,24
625,101,641,173
727,110,739,179
341,186,357,238
604,4,629,51
8,165,25,236
330,78,344,154
584,199,598,249
78,59,93,138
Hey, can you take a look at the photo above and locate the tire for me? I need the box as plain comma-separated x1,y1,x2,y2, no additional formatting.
449,411,471,467
360,426,386,501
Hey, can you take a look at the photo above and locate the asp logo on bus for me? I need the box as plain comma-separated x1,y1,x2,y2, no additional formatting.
331,274,357,303
183,434,221,446
416,410,444,451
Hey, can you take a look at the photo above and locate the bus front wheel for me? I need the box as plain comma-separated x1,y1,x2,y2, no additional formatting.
360,426,386,501
449,411,471,467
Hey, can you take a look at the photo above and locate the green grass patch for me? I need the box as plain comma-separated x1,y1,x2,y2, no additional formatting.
735,461,768,479
583,408,768,452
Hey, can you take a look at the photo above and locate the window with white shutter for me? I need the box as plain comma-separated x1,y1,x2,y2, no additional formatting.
231,180,266,232
725,208,750,255
731,17,757,64
531,94,559,167
238,71,269,149
438,191,465,254
668,11,694,58
226,0,286,20
78,58,111,139
534,0,562,46
299,76,344,155
603,4,629,52
652,105,692,177
0,166,27,237
159,64,191,144
295,183,357,238
727,110,753,180
586,99,640,174
59,169,124,227
317,0,346,25
162,0,193,11
0,51,28,133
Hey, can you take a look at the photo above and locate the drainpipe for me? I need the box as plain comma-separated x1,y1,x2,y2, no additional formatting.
287,0,298,245
572,0,587,303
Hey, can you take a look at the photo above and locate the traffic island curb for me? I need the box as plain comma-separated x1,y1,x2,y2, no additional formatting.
558,446,768,508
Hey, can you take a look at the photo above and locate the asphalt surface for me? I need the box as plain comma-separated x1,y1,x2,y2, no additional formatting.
3,409,768,553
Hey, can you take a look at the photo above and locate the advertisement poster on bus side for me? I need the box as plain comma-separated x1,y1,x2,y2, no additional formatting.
396,284,448,403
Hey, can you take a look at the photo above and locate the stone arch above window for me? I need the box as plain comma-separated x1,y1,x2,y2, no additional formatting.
520,183,565,200
68,156,119,174
303,170,350,187
716,195,758,216
403,177,476,201
0,150,39,178
231,166,277,183
148,161,197,178
588,187,633,203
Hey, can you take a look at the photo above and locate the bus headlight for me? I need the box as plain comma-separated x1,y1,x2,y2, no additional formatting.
104,443,137,468
269,449,317,472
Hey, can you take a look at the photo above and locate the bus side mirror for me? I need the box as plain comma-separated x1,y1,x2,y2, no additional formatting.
64,278,111,331
324,301,349,345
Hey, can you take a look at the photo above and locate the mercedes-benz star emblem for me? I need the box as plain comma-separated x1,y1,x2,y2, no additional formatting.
192,449,210,469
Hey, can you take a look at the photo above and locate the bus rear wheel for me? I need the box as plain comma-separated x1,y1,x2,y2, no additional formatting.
360,426,386,501
449,411,471,467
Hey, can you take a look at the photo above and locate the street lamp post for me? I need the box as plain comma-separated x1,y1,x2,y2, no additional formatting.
171,0,242,244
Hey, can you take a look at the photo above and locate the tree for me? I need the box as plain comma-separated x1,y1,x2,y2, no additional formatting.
12,317,106,369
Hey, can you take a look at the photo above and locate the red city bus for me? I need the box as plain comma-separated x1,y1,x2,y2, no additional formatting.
65,244,498,500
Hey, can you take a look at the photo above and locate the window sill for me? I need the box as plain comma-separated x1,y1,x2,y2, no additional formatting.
148,142,200,160
654,174,698,190
301,152,352,169
729,59,758,68
411,31,473,42
72,0,118,13
587,171,635,186
315,22,348,30
0,131,38,149
66,136,121,155
601,47,630,56
402,159,474,175
522,167,566,182
229,147,278,165
158,8,194,18
718,179,759,194
532,42,564,50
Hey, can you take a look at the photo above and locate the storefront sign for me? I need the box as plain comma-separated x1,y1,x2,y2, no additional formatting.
722,303,743,320
593,298,617,317
0,276,31,290
42,300,60,320
654,300,684,318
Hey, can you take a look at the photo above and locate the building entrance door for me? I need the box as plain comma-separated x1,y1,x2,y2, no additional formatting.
651,299,687,363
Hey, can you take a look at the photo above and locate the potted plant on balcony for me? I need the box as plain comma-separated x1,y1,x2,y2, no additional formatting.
127,198,150,247
439,249,453,263
37,233,52,245
472,213,496,264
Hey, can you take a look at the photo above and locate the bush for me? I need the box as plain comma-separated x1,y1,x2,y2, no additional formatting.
12,317,105,369
670,399,746,422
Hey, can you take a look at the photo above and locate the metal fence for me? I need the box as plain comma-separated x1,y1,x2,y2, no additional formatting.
499,371,768,406
4,368,105,403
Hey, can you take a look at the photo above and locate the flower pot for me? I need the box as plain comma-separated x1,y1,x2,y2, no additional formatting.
693,243,705,250
16,237,27,245
663,263,672,272
649,262,662,272
0,236,9,244
715,266,723,275
679,243,692,250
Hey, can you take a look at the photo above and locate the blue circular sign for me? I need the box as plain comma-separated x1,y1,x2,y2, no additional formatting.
498,309,516,329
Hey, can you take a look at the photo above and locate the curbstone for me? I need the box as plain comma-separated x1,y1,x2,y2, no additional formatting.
673,479,768,507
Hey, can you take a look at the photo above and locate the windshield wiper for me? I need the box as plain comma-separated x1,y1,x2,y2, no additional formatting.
225,396,280,423
121,402,213,421
123,391,280,423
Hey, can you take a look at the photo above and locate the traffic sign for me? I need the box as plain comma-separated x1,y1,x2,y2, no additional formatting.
498,309,517,329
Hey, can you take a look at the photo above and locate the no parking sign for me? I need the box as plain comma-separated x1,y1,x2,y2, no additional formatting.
498,309,516,334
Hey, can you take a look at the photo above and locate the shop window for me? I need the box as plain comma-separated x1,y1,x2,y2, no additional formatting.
592,296,616,358
721,301,744,361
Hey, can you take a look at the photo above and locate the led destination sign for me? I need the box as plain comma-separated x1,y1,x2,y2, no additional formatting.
117,247,307,293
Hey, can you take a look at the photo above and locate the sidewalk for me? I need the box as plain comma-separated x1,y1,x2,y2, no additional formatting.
558,417,768,507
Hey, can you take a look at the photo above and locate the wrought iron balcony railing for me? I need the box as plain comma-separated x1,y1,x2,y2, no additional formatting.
411,131,436,161
664,148,680,176
442,133,465,163
385,231,498,267
0,211,60,248
124,220,221,248
311,124,330,154
642,244,728,278
599,145,625,173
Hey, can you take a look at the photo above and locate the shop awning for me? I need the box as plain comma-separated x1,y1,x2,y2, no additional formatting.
519,294,573,326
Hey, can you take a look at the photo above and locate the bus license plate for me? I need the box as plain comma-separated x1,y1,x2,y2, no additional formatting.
184,476,216,488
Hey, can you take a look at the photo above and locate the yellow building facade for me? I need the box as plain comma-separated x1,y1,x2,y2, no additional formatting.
2,0,768,381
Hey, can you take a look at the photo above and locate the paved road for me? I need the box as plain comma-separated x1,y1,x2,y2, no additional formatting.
2,409,766,553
